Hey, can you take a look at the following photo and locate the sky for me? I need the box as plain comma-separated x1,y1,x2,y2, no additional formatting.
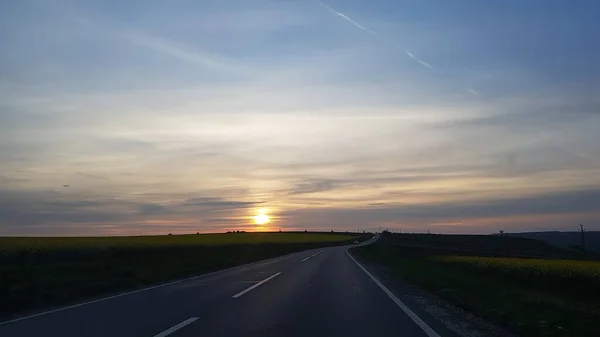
1,0,599,236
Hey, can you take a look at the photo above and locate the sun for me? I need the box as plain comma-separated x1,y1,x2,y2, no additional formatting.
253,213,270,225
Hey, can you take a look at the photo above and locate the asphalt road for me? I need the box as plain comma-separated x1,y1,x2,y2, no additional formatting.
0,236,441,337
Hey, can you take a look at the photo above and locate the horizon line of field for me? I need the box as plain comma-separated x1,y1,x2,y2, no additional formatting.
0,230,371,238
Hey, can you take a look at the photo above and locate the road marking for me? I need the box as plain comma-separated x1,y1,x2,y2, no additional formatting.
301,250,324,262
0,251,306,326
232,272,281,298
346,247,441,337
153,317,198,337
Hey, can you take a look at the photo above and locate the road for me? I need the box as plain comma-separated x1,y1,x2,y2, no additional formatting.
0,236,442,337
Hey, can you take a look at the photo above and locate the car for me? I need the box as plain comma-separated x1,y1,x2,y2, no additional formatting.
353,240,359,244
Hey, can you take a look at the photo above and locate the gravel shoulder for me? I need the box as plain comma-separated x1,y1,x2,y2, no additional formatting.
351,249,516,337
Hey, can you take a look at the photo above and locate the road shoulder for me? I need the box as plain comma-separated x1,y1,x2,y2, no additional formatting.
348,247,514,337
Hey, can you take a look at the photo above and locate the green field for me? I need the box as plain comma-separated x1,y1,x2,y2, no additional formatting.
0,232,358,318
0,232,354,252
353,233,600,337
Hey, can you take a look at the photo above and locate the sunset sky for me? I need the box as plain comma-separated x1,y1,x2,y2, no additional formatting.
1,0,599,235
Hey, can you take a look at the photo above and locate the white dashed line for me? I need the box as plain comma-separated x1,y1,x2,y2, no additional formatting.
153,317,198,337
0,250,306,326
301,250,324,262
232,272,281,298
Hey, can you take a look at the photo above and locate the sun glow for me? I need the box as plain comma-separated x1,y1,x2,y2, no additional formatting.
253,211,270,225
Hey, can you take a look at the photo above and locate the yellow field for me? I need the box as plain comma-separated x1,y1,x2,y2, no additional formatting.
436,255,600,279
0,232,355,252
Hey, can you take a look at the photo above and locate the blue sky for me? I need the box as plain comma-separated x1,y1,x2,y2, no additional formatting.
1,0,599,235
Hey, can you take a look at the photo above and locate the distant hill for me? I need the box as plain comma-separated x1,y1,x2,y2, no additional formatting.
509,231,600,252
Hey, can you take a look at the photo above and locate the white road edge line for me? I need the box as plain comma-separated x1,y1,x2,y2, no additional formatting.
346,248,441,337
153,317,198,337
301,250,324,262
0,251,305,326
232,272,281,298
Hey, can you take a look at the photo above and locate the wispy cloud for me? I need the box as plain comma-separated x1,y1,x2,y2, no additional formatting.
314,0,378,35
281,188,600,233
0,189,262,235
121,32,245,74
467,88,480,96
287,179,339,195
76,172,108,180
405,51,434,69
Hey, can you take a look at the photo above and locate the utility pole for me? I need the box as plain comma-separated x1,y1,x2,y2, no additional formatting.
580,224,586,252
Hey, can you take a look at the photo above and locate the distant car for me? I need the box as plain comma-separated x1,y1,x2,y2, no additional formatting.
353,240,359,244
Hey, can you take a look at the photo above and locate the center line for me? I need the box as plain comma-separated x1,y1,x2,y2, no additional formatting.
302,250,324,262
153,317,198,337
232,272,281,298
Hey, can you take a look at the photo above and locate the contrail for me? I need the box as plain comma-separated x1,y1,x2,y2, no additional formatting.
314,0,377,35
315,1,498,94
405,51,434,69
315,1,436,70
467,88,480,96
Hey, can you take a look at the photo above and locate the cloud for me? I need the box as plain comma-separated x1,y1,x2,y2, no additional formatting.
182,197,259,209
281,188,600,232
139,203,170,215
76,172,108,180
0,190,261,235
120,32,246,74
287,179,339,195
0,173,27,184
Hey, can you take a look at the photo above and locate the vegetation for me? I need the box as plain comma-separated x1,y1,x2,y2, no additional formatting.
353,233,600,337
0,232,358,318
0,232,354,252
436,256,600,301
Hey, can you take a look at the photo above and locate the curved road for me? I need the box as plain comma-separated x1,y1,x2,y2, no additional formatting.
0,236,443,337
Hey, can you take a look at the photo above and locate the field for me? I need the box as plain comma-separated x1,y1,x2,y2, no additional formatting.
353,233,600,337
436,255,600,300
0,232,359,319
0,232,354,252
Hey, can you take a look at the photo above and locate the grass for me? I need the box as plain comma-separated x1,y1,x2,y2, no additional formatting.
353,233,600,337
0,232,359,318
435,256,600,301
0,232,355,251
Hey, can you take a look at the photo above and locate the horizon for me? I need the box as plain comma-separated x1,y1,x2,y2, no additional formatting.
1,0,600,236
2,229,597,238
